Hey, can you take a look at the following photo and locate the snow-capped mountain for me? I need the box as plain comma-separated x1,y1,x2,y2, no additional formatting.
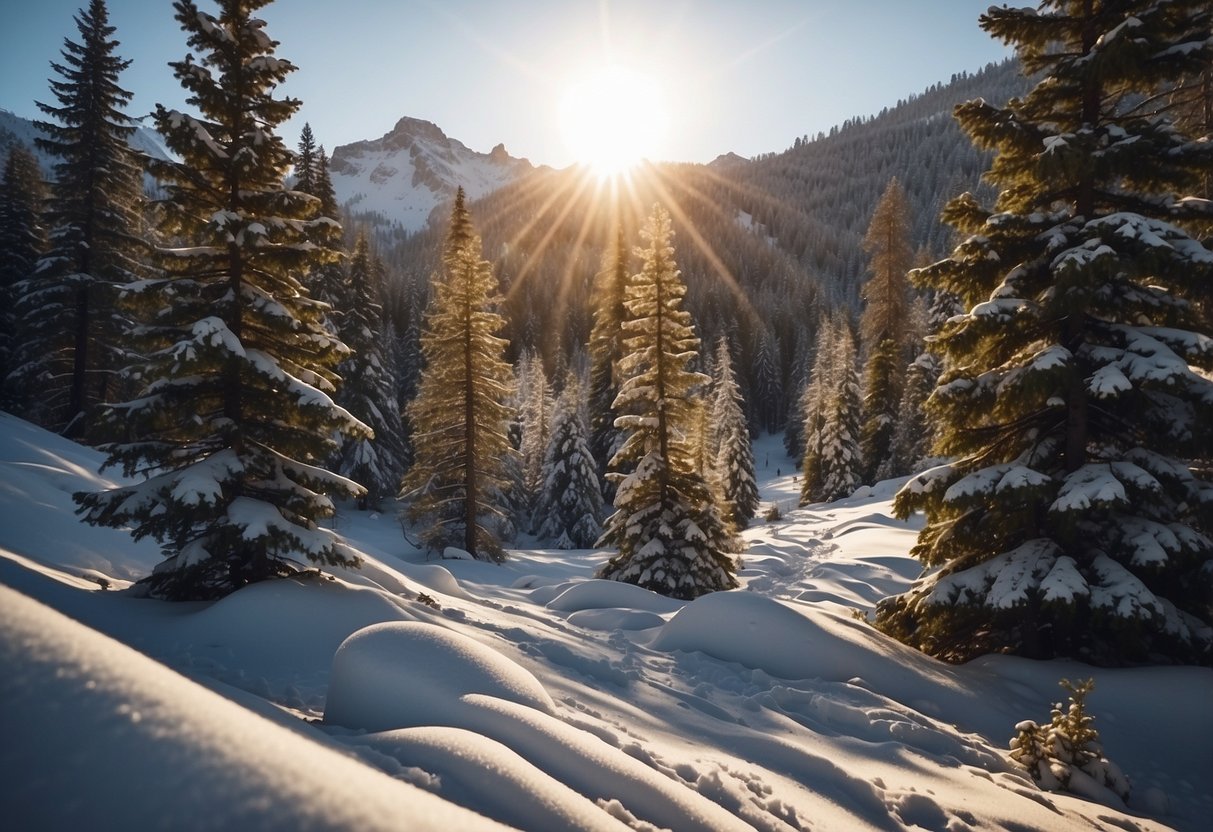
328,116,536,233
0,107,172,175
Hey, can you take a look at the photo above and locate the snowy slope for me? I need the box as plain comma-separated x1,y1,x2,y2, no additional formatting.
329,116,535,233
1,415,1209,831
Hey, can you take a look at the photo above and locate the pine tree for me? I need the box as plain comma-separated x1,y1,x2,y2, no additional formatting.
816,327,863,502
882,351,938,478
75,0,368,600
587,226,629,497
799,317,836,504
858,337,901,483
749,329,783,434
294,122,317,194
858,178,914,481
0,145,47,409
12,0,144,436
876,1,1213,665
534,372,604,548
400,188,515,561
336,233,408,509
598,206,737,599
518,352,553,518
712,338,759,528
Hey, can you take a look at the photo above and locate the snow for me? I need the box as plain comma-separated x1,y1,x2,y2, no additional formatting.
325,621,555,732
1,418,1210,831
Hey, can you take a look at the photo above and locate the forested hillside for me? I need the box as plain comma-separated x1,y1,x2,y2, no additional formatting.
375,59,1031,433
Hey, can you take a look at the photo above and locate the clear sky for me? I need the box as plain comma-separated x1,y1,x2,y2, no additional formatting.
0,0,1011,168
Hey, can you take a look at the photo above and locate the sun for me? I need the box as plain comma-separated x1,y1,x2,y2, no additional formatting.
559,65,667,177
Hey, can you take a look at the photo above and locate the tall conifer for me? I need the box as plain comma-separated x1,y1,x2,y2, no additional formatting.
877,0,1213,665
0,146,47,410
75,0,368,600
587,226,629,497
13,0,144,436
712,338,759,528
598,206,737,598
400,188,515,561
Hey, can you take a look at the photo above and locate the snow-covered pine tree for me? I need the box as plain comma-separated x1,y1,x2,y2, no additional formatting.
293,129,343,333
883,351,938,478
816,325,863,502
598,205,737,599
799,316,837,505
535,371,603,548
587,226,629,498
400,187,515,561
12,0,144,437
749,329,783,434
519,352,553,522
0,145,47,411
877,0,1213,665
336,233,408,509
712,338,759,528
74,0,369,600
858,177,913,482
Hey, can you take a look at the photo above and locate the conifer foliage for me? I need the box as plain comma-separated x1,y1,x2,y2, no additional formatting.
858,178,914,482
336,233,408,509
75,0,369,600
711,338,759,528
400,188,515,561
0,145,47,408
877,1,1213,665
599,206,737,599
587,226,630,497
534,372,603,548
800,317,863,504
12,0,144,436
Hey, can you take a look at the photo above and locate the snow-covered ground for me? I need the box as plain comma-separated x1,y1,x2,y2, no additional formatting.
1,415,1209,831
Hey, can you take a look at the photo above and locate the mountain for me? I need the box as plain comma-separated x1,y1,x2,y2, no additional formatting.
329,116,537,234
0,107,172,176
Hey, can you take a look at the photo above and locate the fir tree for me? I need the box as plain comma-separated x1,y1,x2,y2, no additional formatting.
587,226,629,498
598,206,737,599
876,0,1213,665
294,122,317,194
518,351,553,520
858,178,914,481
75,0,368,600
400,188,515,561
799,317,836,504
712,338,759,528
883,351,938,478
0,145,47,410
816,327,863,502
13,0,144,436
534,372,604,548
336,233,408,509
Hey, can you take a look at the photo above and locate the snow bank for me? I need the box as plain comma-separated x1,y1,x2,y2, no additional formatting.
546,578,685,614
650,590,979,718
0,585,507,831
324,621,555,731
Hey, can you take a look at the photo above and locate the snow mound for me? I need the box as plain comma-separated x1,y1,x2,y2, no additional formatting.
650,590,976,718
546,579,685,614
325,621,555,731
0,585,508,831
567,608,667,631
350,727,632,831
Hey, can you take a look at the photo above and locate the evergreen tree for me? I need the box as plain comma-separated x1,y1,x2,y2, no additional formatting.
712,338,759,528
882,351,938,478
75,0,368,600
598,206,737,599
534,372,604,548
858,178,914,481
518,352,553,518
336,233,408,509
799,317,835,504
749,329,783,434
587,226,629,497
13,0,144,436
876,1,1213,665
400,188,515,561
0,146,47,409
816,327,863,502
294,122,317,194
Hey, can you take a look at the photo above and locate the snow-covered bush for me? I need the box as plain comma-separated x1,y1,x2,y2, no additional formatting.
1010,678,1130,805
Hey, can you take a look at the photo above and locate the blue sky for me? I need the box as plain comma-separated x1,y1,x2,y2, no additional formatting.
0,0,1011,167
